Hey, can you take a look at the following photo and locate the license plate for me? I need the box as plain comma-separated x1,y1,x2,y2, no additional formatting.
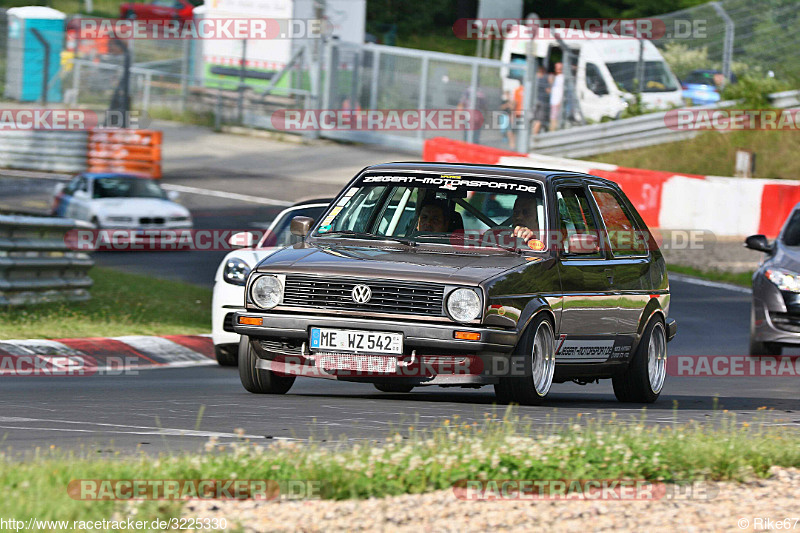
309,328,403,354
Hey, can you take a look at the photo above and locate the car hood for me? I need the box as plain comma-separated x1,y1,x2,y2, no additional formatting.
92,198,189,217
255,243,531,285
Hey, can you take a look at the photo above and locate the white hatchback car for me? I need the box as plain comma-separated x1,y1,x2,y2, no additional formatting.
212,199,330,365
52,173,192,229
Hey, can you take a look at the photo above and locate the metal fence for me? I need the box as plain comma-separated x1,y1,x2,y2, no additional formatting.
0,214,94,306
3,0,799,156
654,0,800,84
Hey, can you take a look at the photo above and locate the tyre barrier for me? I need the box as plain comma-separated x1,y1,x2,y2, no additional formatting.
0,129,163,179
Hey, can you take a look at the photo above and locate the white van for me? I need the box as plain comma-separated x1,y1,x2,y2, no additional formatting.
501,29,683,123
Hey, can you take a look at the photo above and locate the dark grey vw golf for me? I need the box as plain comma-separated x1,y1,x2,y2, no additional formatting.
234,163,677,404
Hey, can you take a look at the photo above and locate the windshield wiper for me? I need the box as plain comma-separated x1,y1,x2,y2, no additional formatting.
317,230,417,247
413,233,522,254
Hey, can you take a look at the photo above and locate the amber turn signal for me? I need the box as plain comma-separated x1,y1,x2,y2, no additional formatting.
238,316,263,326
454,331,481,341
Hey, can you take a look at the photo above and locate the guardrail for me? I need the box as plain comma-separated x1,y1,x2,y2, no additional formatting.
530,90,800,158
0,214,94,306
0,130,88,173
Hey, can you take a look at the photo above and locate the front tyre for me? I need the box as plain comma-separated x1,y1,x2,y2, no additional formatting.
613,318,666,403
238,337,295,394
507,315,556,405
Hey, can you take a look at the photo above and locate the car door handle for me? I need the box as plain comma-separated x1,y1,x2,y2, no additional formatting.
604,268,614,284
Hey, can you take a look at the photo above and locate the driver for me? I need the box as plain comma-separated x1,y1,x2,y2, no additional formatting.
416,200,449,233
511,195,540,242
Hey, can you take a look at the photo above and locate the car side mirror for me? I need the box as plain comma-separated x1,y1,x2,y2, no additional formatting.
567,233,600,254
228,231,254,248
744,234,773,254
166,190,180,201
290,216,315,238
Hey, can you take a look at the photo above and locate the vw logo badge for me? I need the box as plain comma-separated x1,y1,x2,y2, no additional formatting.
351,284,372,304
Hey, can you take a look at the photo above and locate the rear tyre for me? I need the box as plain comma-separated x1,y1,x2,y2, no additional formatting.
613,318,666,403
124,11,136,19
507,315,556,405
373,383,414,393
238,337,295,394
214,344,237,366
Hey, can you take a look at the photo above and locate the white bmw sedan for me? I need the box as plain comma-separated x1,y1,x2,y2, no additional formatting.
52,173,192,229
211,199,330,365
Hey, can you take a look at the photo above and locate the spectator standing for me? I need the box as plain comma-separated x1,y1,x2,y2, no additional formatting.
549,62,564,131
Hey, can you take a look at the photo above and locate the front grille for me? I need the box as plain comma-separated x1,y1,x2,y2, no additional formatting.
282,274,445,317
139,217,165,225
769,311,800,333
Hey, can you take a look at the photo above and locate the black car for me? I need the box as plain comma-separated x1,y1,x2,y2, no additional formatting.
234,163,677,404
746,204,800,355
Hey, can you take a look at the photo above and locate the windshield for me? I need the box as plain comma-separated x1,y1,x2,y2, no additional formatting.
606,61,679,93
782,210,800,246
258,205,328,248
92,177,167,199
312,173,547,251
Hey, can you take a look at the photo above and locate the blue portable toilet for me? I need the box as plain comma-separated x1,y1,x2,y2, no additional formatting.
4,6,66,102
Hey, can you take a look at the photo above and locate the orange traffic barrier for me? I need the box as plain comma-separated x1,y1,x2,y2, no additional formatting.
87,129,162,179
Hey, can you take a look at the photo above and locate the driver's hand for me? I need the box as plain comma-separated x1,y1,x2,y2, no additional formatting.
513,226,536,242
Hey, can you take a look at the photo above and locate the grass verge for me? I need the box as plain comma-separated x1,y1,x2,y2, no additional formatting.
589,130,800,179
0,266,210,339
2,410,799,531
669,265,754,288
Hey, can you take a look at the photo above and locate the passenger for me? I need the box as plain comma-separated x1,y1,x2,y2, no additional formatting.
511,195,540,242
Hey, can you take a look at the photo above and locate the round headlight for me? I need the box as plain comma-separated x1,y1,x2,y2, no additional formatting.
251,275,283,309
447,288,481,322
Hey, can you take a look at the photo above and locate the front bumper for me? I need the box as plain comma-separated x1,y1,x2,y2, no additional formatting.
233,310,519,385
232,311,518,353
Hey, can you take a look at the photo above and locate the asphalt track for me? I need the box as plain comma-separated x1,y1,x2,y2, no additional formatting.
0,173,798,455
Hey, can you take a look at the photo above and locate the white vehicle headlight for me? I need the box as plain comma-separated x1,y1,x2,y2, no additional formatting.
766,268,800,292
250,275,283,309
447,288,482,322
223,258,251,286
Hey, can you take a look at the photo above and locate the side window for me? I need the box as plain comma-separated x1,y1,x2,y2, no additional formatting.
590,188,647,256
75,177,88,194
556,186,601,257
586,63,608,95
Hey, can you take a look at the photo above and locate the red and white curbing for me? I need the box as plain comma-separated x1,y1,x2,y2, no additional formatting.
423,137,800,238
0,334,216,375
